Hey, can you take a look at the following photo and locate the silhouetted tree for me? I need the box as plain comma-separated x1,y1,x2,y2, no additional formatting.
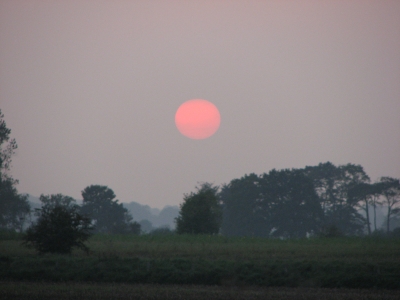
176,183,222,235
39,193,78,210
303,162,368,235
349,183,374,235
80,185,140,234
349,182,386,235
380,177,400,233
221,169,323,238
220,173,269,237
0,109,30,231
263,169,323,238
23,200,92,254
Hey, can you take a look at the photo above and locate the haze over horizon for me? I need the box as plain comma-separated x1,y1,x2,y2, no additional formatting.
1,1,399,209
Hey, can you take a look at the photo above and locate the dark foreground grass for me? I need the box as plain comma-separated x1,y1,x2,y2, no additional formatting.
1,235,399,289
1,282,400,300
1,255,399,289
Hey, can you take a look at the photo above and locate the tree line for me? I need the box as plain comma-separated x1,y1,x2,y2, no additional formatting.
0,110,140,241
1,108,400,252
176,164,400,237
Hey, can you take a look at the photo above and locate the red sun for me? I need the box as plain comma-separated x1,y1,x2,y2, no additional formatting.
175,99,221,139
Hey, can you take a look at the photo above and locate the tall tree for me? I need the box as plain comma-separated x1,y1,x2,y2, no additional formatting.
220,173,269,237
262,169,323,238
303,162,368,235
348,183,375,235
380,177,400,233
370,183,383,232
81,185,140,234
221,169,323,238
0,109,30,231
176,183,222,235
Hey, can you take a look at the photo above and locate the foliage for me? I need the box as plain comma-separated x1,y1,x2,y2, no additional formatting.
221,169,324,238
0,109,30,232
81,185,140,234
379,177,400,233
303,162,368,235
23,204,92,254
0,179,30,231
220,173,266,237
348,182,384,235
176,183,222,235
38,193,78,210
221,162,376,238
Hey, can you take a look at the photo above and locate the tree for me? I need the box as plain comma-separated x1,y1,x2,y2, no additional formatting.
369,182,384,232
176,183,222,235
23,199,92,254
263,169,323,238
303,162,368,235
220,173,269,237
348,183,372,235
221,169,323,238
39,193,78,210
0,109,30,231
80,185,140,234
349,182,385,235
380,177,400,233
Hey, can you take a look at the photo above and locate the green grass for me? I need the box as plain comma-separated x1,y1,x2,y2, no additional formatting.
1,235,400,289
3,233,399,261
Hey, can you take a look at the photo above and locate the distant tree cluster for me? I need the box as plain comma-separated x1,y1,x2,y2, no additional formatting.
81,185,141,235
23,187,141,254
176,163,400,238
220,162,400,238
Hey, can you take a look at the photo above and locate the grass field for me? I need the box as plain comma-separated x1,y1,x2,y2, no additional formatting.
1,234,400,298
2,234,399,262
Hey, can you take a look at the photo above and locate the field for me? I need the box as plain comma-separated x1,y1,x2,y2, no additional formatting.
1,235,400,299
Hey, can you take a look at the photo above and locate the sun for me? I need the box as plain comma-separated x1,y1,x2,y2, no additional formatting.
175,99,221,140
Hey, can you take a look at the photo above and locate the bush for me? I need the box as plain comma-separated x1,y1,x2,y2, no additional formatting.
23,205,93,254
176,183,221,235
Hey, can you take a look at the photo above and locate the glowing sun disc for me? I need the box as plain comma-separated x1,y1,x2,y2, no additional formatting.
175,99,221,139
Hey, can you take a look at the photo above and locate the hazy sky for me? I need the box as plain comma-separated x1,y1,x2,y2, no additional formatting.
1,1,399,209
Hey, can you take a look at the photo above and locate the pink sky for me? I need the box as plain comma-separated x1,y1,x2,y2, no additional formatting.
1,1,399,208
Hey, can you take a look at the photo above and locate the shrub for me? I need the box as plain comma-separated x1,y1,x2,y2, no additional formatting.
176,183,221,235
23,205,93,254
